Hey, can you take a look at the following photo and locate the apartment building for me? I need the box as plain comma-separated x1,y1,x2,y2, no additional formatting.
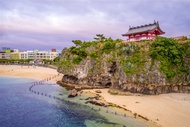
19,51,28,59
19,50,58,60
0,47,11,59
35,51,58,60
0,51,6,59
10,49,19,59
0,47,59,60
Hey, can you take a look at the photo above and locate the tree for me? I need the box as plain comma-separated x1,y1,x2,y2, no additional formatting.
53,56,60,62
94,34,106,42
72,40,83,47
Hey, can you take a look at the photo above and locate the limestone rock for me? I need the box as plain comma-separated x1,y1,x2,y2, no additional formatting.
68,89,78,98
58,45,190,95
87,99,108,107
95,90,102,93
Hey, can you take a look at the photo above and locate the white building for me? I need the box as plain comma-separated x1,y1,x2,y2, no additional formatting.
35,51,58,60
0,48,59,60
0,47,11,59
19,51,28,59
0,51,6,59
13,49,19,53
19,49,58,60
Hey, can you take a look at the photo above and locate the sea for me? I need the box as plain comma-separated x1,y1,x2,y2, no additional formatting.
0,76,148,127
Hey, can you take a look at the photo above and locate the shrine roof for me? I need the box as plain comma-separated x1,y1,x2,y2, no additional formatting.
122,21,165,36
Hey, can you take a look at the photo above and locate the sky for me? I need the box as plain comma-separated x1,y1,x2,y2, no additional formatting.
0,0,190,52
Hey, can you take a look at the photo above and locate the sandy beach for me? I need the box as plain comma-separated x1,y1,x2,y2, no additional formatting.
83,89,190,127
0,65,62,83
1,65,190,127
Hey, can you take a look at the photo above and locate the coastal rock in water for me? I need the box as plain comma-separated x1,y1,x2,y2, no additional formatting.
87,99,108,107
68,89,78,98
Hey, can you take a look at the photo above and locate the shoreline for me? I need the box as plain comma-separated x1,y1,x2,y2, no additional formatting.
1,65,190,127
79,90,159,127
0,65,154,126
0,65,61,83
83,89,190,127
0,65,157,126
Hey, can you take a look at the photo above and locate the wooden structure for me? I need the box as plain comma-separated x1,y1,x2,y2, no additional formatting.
122,21,165,42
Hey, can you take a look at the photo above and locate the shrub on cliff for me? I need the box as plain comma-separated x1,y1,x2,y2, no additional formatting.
150,36,189,80
121,42,147,75
101,37,117,54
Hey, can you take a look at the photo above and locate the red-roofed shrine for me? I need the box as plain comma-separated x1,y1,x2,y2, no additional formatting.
122,21,165,42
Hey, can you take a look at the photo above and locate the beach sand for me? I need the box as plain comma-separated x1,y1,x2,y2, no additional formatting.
1,65,190,127
0,65,62,83
83,89,190,127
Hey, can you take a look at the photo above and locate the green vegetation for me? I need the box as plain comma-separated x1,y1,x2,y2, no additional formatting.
101,37,117,54
121,43,147,75
0,59,33,63
53,56,60,62
58,34,122,74
58,35,190,82
43,59,53,64
0,58,60,67
59,59,73,71
150,36,190,80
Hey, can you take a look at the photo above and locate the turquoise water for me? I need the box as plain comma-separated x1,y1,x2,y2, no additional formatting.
0,76,148,127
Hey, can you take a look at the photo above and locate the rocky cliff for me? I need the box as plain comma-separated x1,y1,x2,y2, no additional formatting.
58,35,190,94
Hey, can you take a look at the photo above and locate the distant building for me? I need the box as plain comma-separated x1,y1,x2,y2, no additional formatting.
19,49,58,60
11,53,20,59
122,21,165,42
10,49,19,59
0,51,6,59
35,50,58,60
27,50,36,59
19,51,28,59
0,48,58,61
2,47,10,51
51,48,56,52
0,47,11,59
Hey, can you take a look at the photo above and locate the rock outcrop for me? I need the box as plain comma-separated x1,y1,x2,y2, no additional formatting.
85,94,109,107
58,37,190,95
59,56,190,95
68,89,78,98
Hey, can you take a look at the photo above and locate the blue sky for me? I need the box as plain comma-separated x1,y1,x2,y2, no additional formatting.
0,0,190,52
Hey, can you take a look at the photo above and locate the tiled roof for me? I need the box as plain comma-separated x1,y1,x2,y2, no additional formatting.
122,21,165,36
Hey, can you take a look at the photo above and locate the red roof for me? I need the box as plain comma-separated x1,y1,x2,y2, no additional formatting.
122,21,165,36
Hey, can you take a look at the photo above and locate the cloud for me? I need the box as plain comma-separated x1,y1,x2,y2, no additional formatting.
0,0,190,51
